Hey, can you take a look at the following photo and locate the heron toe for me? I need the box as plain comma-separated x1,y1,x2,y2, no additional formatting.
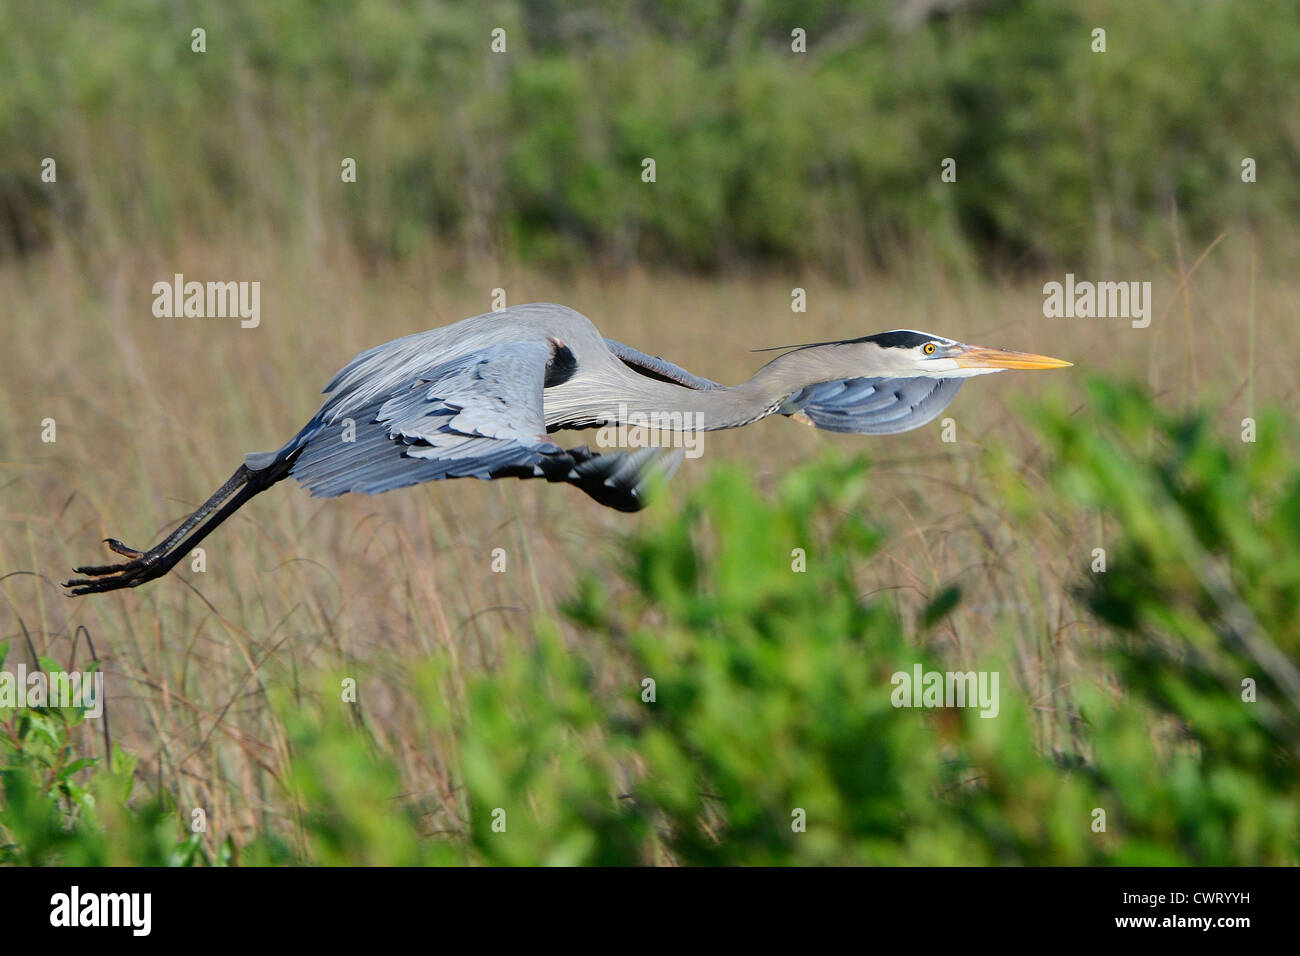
105,538,145,558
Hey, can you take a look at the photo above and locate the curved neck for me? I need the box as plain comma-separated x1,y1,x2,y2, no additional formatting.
549,346,870,431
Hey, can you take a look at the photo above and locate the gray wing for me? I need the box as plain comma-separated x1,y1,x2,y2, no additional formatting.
604,338,724,390
279,339,566,496
781,376,965,435
247,336,680,510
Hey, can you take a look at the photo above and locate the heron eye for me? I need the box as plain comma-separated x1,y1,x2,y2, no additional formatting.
923,342,937,355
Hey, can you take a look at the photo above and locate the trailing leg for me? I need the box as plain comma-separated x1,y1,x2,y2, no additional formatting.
64,460,290,595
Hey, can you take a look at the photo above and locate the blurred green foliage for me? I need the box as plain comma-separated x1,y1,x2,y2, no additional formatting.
3,380,1295,864
1,0,1295,269
0,644,226,865
1026,381,1300,863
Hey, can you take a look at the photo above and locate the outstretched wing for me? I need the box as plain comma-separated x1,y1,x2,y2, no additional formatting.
283,339,564,496
781,376,964,435
248,338,678,510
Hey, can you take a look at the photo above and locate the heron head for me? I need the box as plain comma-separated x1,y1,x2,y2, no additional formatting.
853,330,1073,379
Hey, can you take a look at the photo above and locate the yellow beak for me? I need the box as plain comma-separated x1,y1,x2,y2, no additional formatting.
954,345,1073,370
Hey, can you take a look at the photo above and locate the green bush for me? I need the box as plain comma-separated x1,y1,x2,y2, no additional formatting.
1027,381,1300,864
429,388,1298,864
2,0,1296,269
0,645,224,865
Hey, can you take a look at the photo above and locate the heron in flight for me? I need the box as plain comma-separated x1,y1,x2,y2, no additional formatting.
65,302,1069,594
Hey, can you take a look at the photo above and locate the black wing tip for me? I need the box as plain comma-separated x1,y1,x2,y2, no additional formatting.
557,446,682,512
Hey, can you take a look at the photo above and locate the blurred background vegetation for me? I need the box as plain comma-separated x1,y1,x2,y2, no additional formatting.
2,0,1297,272
1,0,1298,865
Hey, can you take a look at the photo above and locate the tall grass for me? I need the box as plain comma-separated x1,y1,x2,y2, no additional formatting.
1,228,1297,861
4,369,1297,864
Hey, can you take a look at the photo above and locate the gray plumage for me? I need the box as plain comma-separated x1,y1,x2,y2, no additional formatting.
67,302,1069,594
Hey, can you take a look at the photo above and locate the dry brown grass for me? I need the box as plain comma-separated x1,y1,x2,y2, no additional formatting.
2,230,1295,852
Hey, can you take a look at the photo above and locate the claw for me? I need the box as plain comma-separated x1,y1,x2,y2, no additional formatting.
64,576,107,593
73,561,139,576
63,562,164,595
66,577,126,596
66,535,164,590
72,556,149,576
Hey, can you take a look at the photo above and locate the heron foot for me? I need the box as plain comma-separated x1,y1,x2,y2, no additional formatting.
64,539,170,595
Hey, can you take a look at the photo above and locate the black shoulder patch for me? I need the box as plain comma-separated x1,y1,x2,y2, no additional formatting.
543,343,578,387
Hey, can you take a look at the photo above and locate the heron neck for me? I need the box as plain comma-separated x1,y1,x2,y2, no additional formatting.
564,347,866,431
619,378,787,431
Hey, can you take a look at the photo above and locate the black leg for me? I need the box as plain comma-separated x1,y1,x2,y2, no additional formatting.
64,461,288,595
70,465,252,577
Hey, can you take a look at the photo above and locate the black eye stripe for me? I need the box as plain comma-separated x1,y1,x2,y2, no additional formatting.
762,330,949,353
860,330,933,350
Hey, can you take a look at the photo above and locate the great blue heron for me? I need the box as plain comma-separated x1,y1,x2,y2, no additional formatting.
65,302,1069,594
